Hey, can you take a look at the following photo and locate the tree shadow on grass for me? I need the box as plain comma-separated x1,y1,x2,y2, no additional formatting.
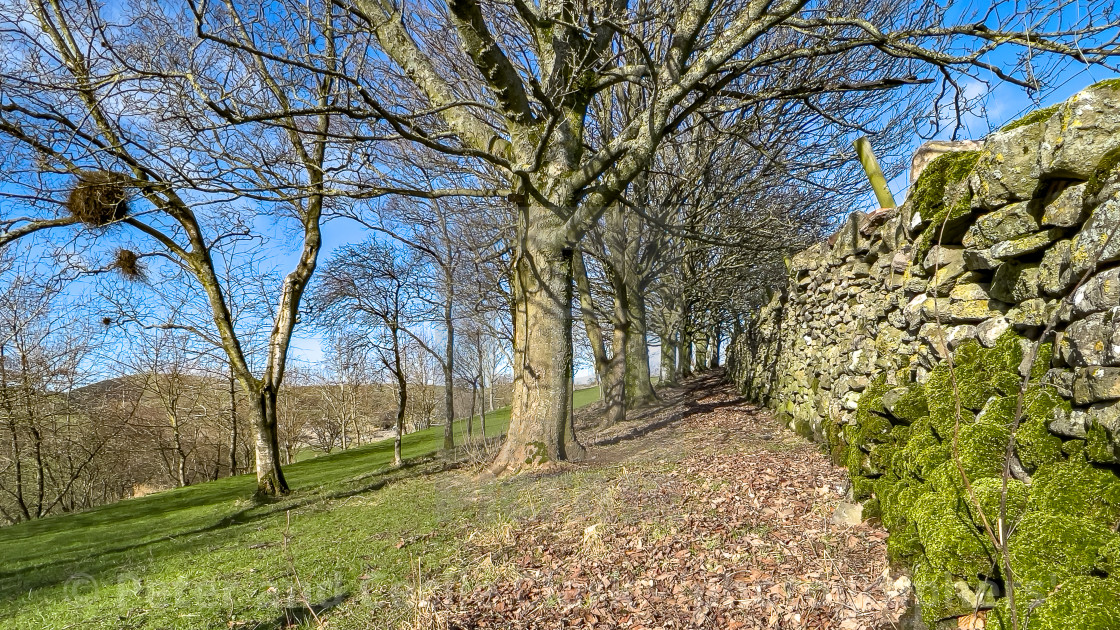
0,456,457,598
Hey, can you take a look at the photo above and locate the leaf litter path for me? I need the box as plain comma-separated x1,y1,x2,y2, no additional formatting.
432,371,911,629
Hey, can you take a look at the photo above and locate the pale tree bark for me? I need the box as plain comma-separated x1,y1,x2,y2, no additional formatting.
574,250,627,425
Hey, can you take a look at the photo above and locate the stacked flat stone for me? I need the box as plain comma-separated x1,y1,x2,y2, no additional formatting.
728,80,1120,630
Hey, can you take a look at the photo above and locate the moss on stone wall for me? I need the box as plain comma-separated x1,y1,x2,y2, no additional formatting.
999,104,1060,133
911,151,981,261
1085,145,1120,202
838,328,1120,626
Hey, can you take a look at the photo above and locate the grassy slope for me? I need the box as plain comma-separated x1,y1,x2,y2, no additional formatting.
0,387,600,629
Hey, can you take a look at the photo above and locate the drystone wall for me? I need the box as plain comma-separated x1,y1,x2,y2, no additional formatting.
729,80,1120,630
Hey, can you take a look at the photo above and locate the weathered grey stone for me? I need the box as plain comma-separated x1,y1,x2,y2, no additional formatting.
976,317,1011,347
1073,367,1120,405
989,228,1064,261
1040,81,1120,179
949,282,991,302
832,501,863,527
1059,307,1120,367
1043,368,1076,398
890,249,912,273
835,374,870,394
1088,400,1120,437
1068,198,1120,277
929,262,969,295
1005,298,1056,329
963,246,1000,271
970,123,1046,208
961,202,1041,249
1070,266,1120,319
910,140,985,184
1041,182,1089,227
921,246,966,273
1039,239,1073,296
790,242,825,272
938,299,1010,324
946,324,978,349
829,214,869,261
1048,405,1089,437
991,262,1042,303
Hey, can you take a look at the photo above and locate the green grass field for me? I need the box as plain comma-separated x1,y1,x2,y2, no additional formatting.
0,387,600,629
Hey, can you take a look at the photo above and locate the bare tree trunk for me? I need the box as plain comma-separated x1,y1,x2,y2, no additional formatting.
228,373,238,477
468,382,476,439
710,322,723,369
393,327,407,467
250,385,289,496
661,330,679,385
624,287,656,407
479,386,488,438
442,290,455,452
574,250,625,424
694,331,709,372
169,415,187,488
490,236,584,474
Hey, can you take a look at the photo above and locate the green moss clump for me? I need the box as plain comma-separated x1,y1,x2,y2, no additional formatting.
1030,342,1053,381
1029,455,1120,525
1062,438,1087,456
911,151,981,261
977,396,1016,426
1085,145,1120,203
968,476,1028,529
1085,422,1117,464
998,103,1061,132
853,374,893,445
1008,511,1119,600
895,425,948,479
1015,386,1066,470
1090,77,1120,91
1097,537,1120,577
1024,577,1120,630
911,490,996,579
852,474,877,501
980,331,1026,396
891,385,929,422
912,560,971,621
987,577,1120,630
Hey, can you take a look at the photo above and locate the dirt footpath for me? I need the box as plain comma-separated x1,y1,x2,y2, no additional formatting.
433,372,911,629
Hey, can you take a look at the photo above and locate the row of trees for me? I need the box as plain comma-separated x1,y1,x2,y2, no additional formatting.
0,247,510,524
2,0,1117,498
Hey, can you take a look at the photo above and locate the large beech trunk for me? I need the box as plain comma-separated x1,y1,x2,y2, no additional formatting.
250,386,288,496
490,239,584,474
